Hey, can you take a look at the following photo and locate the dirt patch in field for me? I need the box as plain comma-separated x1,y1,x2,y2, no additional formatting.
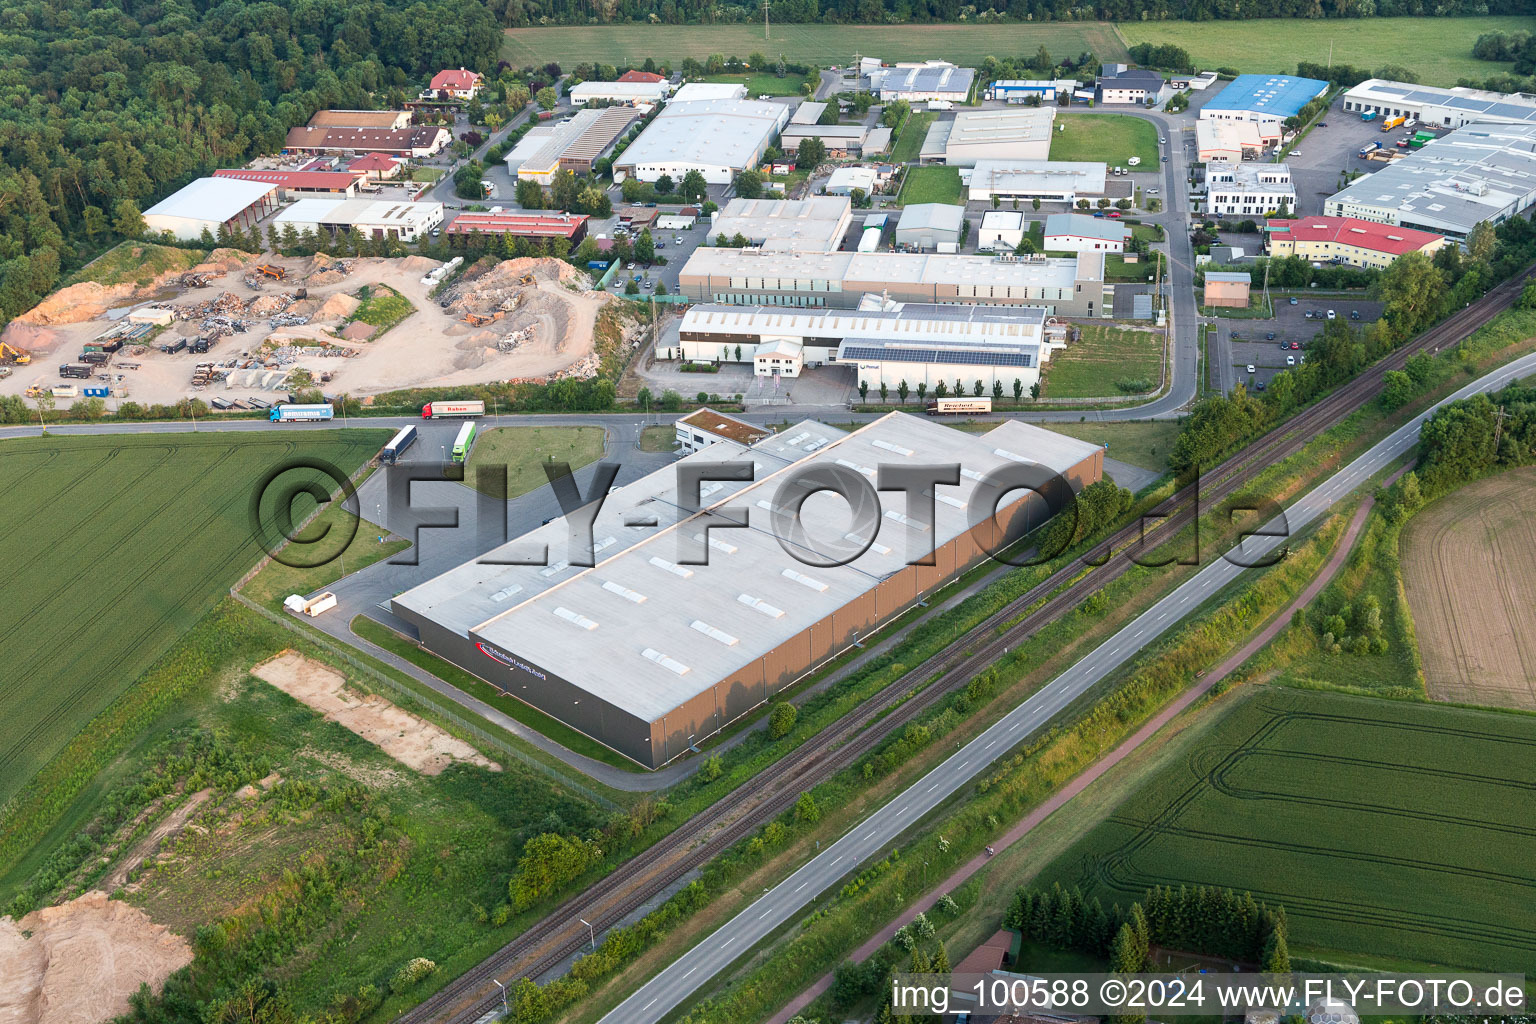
0,891,192,1024
103,788,215,892
1402,467,1536,709
251,651,500,774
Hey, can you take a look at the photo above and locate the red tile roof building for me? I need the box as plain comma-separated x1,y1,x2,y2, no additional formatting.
1266,216,1446,269
285,125,450,157
429,68,483,97
347,153,404,179
211,168,361,197
618,70,666,84
446,212,590,243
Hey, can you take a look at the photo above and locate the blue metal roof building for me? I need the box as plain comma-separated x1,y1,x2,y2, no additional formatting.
1202,74,1329,120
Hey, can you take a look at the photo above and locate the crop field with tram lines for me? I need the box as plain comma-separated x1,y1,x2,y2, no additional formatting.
1037,688,1536,973
0,430,387,808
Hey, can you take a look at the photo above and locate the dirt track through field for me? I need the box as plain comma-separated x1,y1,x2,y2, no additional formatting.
252,651,501,774
1402,467,1536,710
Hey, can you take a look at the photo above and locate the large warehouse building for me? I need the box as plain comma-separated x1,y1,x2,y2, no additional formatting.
272,197,444,240
1199,74,1328,145
870,62,975,103
1342,80,1536,129
614,99,790,184
511,106,640,182
920,107,1056,166
677,248,1109,316
708,196,852,251
966,160,1107,204
391,413,1102,767
894,203,966,250
1323,122,1536,238
143,177,279,240
677,300,1057,391
1196,120,1264,162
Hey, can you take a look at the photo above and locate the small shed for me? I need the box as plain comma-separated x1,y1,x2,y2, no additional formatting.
1204,271,1251,308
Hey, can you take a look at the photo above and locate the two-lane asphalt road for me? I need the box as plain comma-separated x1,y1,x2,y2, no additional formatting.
597,349,1536,1024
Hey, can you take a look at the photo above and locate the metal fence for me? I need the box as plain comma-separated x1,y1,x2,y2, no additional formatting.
231,590,617,809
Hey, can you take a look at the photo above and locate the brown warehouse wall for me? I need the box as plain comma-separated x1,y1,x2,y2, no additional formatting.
398,445,1100,770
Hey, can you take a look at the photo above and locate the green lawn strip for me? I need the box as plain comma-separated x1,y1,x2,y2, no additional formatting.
1104,250,1162,283
898,165,963,206
462,424,606,497
351,615,643,773
1041,324,1162,399
411,167,445,182
241,505,409,610
888,111,936,165
1032,686,1536,974
347,284,416,336
702,71,812,96
1201,291,1273,318
639,424,680,452
655,512,1347,1024
1039,419,1179,473
1049,114,1159,166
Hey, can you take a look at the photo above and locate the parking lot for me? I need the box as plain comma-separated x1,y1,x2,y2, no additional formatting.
1211,295,1384,393
1284,96,1449,216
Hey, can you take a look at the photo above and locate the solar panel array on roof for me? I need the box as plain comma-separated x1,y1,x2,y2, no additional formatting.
841,343,1034,367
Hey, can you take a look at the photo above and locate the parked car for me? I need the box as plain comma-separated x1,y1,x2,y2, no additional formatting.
1289,297,1298,305
1146,188,1159,195
1256,380,1267,391
1107,211,1122,218
1231,330,1242,339
1266,332,1276,341
1291,341,1301,350
1286,355,1296,365
627,262,636,269
1246,364,1256,374
1350,310,1361,320
1327,309,1337,320
1317,121,1328,127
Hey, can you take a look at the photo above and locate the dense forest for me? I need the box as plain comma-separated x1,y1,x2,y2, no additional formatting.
486,0,1528,28
0,0,501,327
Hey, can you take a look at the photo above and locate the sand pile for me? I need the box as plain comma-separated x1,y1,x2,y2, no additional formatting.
398,255,442,274
316,292,360,319
191,248,258,275
0,891,193,1024
0,321,63,353
16,281,136,326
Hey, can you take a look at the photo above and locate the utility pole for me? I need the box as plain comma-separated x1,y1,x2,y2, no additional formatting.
1492,403,1508,454
763,0,770,40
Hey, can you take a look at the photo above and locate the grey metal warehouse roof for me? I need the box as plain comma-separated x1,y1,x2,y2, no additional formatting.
396,413,1099,723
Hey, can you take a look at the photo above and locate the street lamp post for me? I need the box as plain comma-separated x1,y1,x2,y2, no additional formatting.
492,978,508,1017
579,917,596,951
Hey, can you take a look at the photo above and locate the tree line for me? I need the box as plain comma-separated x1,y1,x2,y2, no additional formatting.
1006,880,1291,970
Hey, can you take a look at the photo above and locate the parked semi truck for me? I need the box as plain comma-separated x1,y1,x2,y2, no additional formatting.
1380,115,1405,131
58,363,93,378
926,397,993,416
1358,141,1380,157
270,404,335,422
450,421,478,463
421,400,485,418
381,424,419,464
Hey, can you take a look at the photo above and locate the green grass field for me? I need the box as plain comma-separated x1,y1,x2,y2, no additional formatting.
1120,16,1531,88
1040,419,1178,473
1037,688,1536,972
0,430,388,809
900,165,963,206
888,111,936,165
703,71,812,96
1050,114,1159,167
506,18,1517,88
462,425,606,498
349,284,416,336
1041,324,1162,398
504,22,1127,68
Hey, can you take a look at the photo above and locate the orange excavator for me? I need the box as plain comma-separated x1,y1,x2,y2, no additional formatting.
256,264,287,280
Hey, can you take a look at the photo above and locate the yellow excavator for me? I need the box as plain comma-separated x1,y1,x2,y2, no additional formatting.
0,342,30,365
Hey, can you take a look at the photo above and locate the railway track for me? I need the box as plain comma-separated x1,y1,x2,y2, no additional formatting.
403,268,1534,1024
